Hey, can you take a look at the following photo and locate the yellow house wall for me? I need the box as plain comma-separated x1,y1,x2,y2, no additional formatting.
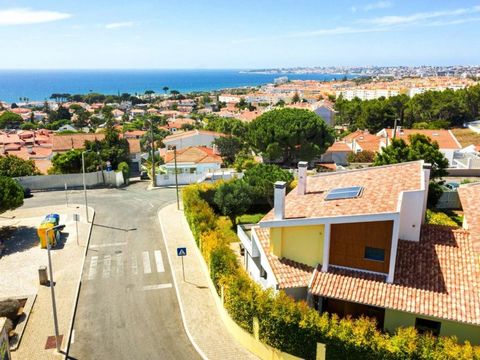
384,309,480,345
269,225,324,267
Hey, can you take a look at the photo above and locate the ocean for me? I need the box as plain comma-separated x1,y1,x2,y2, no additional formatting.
0,69,356,103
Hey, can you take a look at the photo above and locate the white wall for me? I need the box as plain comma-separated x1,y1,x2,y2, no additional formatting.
398,190,425,241
16,170,124,191
163,133,221,150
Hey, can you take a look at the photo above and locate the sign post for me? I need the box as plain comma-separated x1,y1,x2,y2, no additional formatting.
64,183,68,207
177,247,187,281
73,214,80,246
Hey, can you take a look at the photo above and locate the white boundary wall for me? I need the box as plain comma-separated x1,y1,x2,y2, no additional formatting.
16,171,124,191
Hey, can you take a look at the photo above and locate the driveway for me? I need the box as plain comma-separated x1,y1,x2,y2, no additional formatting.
22,182,200,360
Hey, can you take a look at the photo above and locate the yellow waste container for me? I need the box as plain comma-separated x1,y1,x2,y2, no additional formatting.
38,222,56,249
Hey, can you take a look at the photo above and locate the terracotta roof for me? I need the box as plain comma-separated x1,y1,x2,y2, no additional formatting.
382,129,461,149
254,227,314,289
310,225,480,325
326,142,351,152
163,146,222,164
262,161,423,221
53,133,141,154
458,182,480,252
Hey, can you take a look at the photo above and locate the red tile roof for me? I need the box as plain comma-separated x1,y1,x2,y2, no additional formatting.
52,133,141,154
254,227,314,289
163,146,222,164
262,161,424,221
458,182,480,252
309,225,480,325
382,129,461,149
326,142,351,152
163,130,225,142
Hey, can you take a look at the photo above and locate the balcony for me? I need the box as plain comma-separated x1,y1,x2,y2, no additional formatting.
237,224,260,258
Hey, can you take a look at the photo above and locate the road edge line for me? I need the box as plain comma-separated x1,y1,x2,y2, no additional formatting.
63,206,96,359
158,209,209,360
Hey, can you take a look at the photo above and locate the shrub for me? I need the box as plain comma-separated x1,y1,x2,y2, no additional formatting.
425,209,458,227
210,246,238,292
0,299,21,322
347,150,375,163
117,161,130,184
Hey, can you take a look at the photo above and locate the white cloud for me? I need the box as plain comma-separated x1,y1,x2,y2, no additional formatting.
364,1,393,11
105,21,134,29
363,6,479,26
233,5,480,44
0,8,71,26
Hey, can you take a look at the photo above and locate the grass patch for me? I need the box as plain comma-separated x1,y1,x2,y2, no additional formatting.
451,128,480,147
236,213,266,224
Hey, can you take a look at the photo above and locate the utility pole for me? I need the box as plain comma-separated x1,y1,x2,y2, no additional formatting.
173,145,179,210
392,117,398,140
81,150,90,222
150,119,156,187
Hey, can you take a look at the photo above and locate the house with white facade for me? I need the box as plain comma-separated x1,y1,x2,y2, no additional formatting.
162,130,225,150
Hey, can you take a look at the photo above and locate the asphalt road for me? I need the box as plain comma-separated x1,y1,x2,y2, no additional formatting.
22,182,200,360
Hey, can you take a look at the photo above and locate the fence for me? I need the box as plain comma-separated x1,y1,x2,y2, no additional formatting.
15,171,124,191
156,170,241,186
436,190,461,210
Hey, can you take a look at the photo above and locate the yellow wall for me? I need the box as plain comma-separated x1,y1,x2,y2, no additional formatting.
384,309,480,345
269,225,325,267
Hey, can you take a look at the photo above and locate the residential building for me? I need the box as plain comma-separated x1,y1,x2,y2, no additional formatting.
238,161,480,344
162,130,224,150
157,146,223,186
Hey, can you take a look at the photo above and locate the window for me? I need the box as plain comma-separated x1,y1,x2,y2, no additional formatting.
260,266,267,279
364,247,385,262
325,186,363,201
415,318,441,336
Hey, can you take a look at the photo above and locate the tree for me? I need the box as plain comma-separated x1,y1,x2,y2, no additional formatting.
374,134,448,179
242,164,294,207
347,150,376,163
0,112,23,129
0,155,39,177
170,90,180,99
49,149,84,174
213,136,243,164
48,106,71,122
213,181,253,224
162,86,169,95
373,134,449,208
0,176,24,213
248,108,334,164
291,92,301,103
203,116,248,137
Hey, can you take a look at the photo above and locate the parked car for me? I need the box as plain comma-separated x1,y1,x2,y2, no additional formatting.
444,182,459,191
140,171,149,180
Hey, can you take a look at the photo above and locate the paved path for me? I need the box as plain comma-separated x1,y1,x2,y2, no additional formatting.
0,205,92,360
159,203,258,360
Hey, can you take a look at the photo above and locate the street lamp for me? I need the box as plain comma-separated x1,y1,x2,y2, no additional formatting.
168,145,180,210
81,150,91,222
46,224,66,353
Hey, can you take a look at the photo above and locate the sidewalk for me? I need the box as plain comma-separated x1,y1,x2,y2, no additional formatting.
158,204,258,360
0,204,94,360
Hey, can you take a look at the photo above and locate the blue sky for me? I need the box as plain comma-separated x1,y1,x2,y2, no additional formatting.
1,0,479,69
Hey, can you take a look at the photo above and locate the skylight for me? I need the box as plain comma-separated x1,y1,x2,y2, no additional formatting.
324,186,363,201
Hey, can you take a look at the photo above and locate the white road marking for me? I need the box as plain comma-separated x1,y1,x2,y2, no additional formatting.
88,256,98,280
131,255,138,275
142,251,152,274
89,242,127,249
103,255,111,278
154,250,165,273
142,283,172,291
71,330,75,344
116,253,123,275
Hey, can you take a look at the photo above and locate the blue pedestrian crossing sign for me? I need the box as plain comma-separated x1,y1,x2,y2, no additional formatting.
177,247,187,256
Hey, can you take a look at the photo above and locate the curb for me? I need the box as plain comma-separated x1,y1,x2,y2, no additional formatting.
158,209,209,360
63,206,96,359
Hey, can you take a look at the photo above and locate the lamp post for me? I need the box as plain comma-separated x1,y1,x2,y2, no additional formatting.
150,119,156,187
170,145,180,210
81,150,91,222
46,224,65,353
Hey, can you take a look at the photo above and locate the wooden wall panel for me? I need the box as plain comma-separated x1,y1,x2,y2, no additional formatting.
329,221,393,273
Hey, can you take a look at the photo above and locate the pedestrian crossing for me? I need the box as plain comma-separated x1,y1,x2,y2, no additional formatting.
86,250,166,280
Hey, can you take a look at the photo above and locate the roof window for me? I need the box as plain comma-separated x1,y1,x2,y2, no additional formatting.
324,186,363,201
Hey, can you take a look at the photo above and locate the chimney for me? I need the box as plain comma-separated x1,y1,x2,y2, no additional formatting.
297,161,308,195
274,181,286,220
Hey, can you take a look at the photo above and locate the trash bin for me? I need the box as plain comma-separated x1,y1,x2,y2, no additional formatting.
38,266,48,285
37,214,61,249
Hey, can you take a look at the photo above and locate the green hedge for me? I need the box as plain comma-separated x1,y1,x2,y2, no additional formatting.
182,183,480,360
